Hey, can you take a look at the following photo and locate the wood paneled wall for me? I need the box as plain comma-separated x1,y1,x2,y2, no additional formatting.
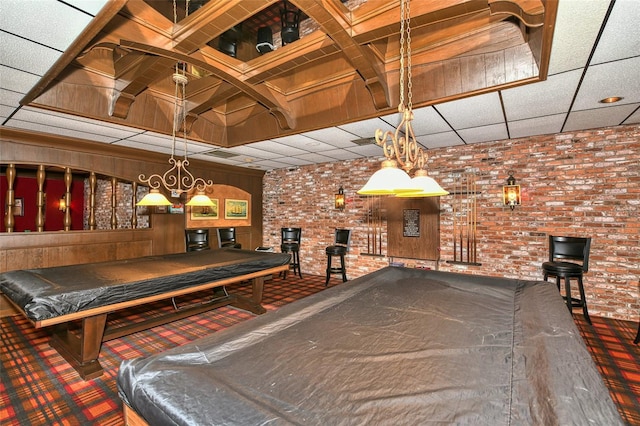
0,128,265,273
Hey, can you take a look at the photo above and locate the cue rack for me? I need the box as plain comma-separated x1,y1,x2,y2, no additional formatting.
449,172,481,265
364,196,384,256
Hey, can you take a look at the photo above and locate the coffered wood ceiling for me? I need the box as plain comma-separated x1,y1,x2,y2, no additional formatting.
1,0,638,170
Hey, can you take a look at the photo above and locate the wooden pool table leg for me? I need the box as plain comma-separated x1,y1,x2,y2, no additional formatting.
228,276,267,315
49,313,107,380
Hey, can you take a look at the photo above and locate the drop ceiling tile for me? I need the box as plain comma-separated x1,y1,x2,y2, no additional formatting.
457,123,509,144
114,140,175,155
436,92,504,129
0,105,17,120
9,119,121,143
564,103,639,132
276,157,314,166
293,152,339,164
222,145,281,160
345,144,386,157
0,33,61,76
547,0,609,74
13,107,137,140
1,0,97,51
408,107,452,135
0,66,41,95
417,131,464,148
623,107,640,125
248,140,309,156
508,114,566,138
501,70,581,121
572,57,640,111
62,0,109,15
249,159,296,170
591,0,640,65
320,149,365,161
337,117,395,138
301,127,363,148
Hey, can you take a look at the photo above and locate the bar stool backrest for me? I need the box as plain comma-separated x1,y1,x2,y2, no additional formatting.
549,235,591,273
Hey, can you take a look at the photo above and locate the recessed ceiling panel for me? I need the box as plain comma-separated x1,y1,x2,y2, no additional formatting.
546,0,609,74
501,71,582,121
572,57,640,111
436,92,504,129
590,0,640,65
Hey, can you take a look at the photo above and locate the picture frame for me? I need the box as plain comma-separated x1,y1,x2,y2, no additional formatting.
14,198,24,216
225,199,248,219
190,199,219,220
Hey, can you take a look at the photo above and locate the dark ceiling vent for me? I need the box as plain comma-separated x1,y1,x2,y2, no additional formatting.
202,150,239,159
351,137,377,146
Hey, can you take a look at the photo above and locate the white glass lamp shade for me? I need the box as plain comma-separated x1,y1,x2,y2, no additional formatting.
396,169,449,197
186,192,215,207
357,160,417,195
136,189,172,206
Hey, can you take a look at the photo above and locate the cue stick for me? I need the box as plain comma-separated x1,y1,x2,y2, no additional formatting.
466,174,470,263
367,203,370,253
453,176,457,262
459,176,463,262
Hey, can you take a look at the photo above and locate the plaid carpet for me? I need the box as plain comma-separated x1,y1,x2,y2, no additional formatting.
1,274,639,425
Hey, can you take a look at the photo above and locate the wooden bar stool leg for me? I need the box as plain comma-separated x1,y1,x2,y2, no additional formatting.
340,254,347,282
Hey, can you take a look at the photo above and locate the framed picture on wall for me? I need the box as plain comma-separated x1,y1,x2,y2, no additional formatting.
225,199,248,219
14,198,24,216
190,199,219,220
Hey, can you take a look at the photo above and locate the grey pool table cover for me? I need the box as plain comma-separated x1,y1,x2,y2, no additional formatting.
117,267,623,425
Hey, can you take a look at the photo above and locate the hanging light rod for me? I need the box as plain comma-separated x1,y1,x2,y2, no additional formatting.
357,0,448,198
137,0,214,208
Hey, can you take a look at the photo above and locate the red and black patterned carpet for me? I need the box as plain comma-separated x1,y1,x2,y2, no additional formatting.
1,274,638,425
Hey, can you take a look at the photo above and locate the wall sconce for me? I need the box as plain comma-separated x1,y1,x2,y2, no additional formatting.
502,172,521,210
335,186,345,210
59,198,67,212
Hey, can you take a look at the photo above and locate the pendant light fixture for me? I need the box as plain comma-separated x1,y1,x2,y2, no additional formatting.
357,0,448,198
137,0,214,207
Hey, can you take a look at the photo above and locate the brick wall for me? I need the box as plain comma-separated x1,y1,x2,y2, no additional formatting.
263,124,640,321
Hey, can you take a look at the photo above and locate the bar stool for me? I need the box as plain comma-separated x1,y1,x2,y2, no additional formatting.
325,228,352,286
542,235,592,324
185,229,210,252
217,227,241,249
281,227,302,278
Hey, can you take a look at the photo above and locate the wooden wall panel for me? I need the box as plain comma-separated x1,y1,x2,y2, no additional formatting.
0,129,265,272
386,197,440,261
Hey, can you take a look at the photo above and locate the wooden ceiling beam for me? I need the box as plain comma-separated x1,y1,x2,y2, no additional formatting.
119,40,295,131
301,0,390,110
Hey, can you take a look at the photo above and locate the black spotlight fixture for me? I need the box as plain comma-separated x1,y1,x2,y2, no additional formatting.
280,0,300,45
256,27,274,54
